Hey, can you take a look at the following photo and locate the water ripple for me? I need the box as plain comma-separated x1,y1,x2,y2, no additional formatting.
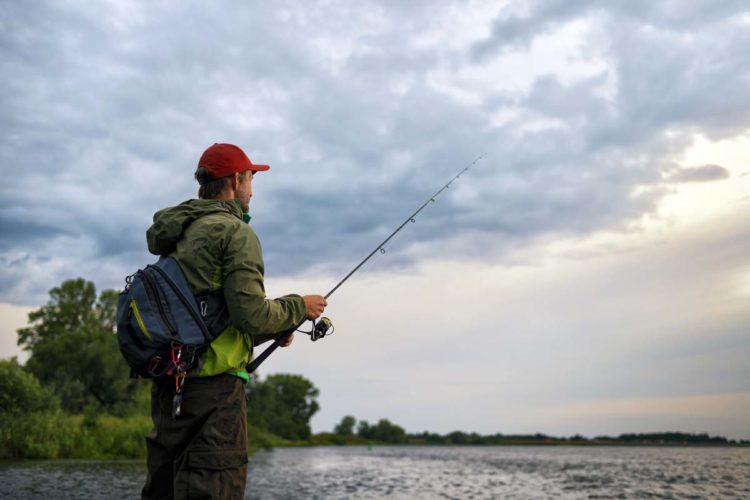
0,446,748,499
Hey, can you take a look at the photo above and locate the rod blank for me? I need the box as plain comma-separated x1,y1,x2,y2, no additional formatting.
247,153,486,373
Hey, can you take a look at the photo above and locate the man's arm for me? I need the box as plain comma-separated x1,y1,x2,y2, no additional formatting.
221,225,307,339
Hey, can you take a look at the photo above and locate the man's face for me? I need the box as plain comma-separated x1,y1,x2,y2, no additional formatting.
235,170,254,212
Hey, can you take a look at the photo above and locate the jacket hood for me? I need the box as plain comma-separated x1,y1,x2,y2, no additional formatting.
147,198,244,256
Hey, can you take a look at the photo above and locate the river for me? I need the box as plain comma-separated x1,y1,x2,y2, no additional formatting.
0,446,748,499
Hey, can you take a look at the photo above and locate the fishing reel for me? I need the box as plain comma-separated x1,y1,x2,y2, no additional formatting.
310,317,334,341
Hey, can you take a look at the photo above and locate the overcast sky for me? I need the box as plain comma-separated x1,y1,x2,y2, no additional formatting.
1,0,749,439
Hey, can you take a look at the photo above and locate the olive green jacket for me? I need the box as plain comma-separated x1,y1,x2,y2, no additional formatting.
146,198,306,380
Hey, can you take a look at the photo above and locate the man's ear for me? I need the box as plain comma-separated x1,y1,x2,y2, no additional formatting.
230,172,240,190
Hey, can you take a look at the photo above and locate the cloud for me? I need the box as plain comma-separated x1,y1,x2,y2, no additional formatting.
667,164,730,183
0,0,749,308
471,0,750,61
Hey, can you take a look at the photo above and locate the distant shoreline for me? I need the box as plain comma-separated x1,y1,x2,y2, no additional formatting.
1,441,747,465
258,431,750,450
266,442,750,450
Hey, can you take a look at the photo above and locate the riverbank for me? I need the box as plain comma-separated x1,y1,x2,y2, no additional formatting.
275,431,750,448
2,410,746,461
0,412,150,460
0,411,299,460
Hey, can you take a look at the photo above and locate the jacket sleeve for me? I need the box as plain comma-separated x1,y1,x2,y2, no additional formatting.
221,224,307,345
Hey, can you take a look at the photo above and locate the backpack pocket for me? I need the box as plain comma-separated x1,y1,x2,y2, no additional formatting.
129,299,153,342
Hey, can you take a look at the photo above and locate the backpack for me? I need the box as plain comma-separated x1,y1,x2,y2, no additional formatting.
116,256,231,380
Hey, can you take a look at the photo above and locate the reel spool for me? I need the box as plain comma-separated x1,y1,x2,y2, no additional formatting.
311,317,334,341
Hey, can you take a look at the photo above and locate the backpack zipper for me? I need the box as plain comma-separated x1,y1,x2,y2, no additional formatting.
129,299,154,341
140,268,178,337
150,261,212,342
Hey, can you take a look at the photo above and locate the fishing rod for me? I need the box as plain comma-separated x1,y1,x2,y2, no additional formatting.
247,153,487,373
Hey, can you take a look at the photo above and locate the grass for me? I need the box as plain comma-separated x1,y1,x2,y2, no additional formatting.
0,412,151,460
0,412,302,459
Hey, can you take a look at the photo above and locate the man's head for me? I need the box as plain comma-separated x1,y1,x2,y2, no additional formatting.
194,143,270,212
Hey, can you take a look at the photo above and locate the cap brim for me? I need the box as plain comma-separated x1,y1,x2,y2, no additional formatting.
250,164,270,171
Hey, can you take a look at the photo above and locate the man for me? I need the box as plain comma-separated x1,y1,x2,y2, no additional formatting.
141,143,327,500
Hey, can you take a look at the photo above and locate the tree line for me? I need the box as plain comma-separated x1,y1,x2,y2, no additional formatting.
324,417,747,446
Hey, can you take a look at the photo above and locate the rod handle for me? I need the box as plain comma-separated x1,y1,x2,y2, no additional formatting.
246,324,299,374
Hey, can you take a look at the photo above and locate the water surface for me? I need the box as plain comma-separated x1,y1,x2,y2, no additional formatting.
0,446,748,499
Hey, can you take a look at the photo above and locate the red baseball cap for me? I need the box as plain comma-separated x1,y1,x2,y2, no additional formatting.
197,143,270,179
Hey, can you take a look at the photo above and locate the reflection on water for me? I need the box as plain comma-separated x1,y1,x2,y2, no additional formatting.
248,446,750,499
0,446,748,499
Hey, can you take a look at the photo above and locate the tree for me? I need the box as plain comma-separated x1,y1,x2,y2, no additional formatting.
17,279,144,414
357,420,372,439
334,415,357,436
356,418,406,443
447,431,468,445
371,419,406,444
0,358,60,414
247,373,320,440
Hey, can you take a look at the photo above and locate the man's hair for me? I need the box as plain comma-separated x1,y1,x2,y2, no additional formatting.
195,168,249,199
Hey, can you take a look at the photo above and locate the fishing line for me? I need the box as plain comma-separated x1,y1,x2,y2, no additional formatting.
247,153,487,373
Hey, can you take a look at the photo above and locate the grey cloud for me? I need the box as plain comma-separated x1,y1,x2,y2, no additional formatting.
0,215,71,251
471,0,590,61
471,0,750,61
667,164,730,184
1,0,750,304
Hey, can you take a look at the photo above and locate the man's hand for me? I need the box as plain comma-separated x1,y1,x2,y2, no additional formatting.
280,333,294,347
303,295,327,320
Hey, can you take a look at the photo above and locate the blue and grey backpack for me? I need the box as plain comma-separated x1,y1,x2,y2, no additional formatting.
116,256,230,380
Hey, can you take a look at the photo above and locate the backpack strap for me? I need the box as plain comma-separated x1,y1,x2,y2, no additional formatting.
195,289,232,339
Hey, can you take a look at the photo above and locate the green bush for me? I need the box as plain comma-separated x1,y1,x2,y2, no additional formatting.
0,411,151,459
95,414,151,458
0,358,60,414
0,411,60,458
248,423,292,451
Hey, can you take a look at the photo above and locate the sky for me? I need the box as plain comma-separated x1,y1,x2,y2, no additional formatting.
1,0,749,439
